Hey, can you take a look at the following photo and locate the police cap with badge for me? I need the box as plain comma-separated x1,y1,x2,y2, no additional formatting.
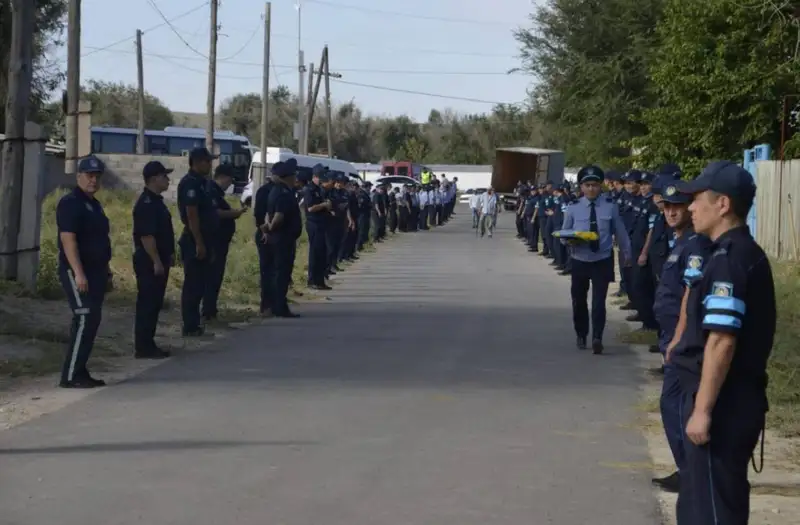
577,165,604,184
78,155,105,175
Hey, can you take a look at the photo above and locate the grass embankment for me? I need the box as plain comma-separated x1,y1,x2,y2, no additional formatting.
0,188,368,378
617,261,800,437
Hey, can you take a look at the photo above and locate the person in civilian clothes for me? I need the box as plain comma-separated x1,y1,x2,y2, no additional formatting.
561,165,632,354
132,161,175,360
203,163,248,322
55,155,112,388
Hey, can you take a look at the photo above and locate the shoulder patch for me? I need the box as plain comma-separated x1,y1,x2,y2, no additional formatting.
187,189,196,198
713,248,728,257
143,196,151,204
711,281,733,296
667,253,679,262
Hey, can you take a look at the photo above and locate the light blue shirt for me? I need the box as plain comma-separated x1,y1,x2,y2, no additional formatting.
562,196,631,263
478,193,498,215
419,191,429,207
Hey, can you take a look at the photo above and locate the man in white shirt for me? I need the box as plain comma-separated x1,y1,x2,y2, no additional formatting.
478,187,500,238
469,190,481,228
418,186,429,230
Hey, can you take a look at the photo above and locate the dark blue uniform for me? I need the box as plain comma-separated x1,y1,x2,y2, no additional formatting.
631,189,659,329
537,191,552,256
672,225,774,525
341,188,360,259
253,178,276,313
371,189,386,242
325,181,348,273
388,190,398,233
524,192,538,251
654,229,711,480
302,179,329,287
203,179,236,320
176,168,218,333
55,159,112,386
357,186,372,247
266,181,302,316
132,186,175,356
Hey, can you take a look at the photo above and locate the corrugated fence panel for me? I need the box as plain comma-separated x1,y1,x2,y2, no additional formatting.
756,161,781,257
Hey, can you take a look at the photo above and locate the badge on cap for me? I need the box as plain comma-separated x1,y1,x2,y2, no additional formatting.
665,186,677,196
711,281,733,296
90,159,99,168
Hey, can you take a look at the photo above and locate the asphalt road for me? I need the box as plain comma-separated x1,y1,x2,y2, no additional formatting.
0,207,660,525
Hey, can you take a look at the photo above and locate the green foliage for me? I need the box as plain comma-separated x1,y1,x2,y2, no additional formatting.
632,0,799,171
0,0,67,132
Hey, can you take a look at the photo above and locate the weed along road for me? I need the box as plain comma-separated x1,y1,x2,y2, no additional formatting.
0,210,659,524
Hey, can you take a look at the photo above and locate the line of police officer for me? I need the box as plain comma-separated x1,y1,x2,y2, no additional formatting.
54,150,457,388
540,162,775,525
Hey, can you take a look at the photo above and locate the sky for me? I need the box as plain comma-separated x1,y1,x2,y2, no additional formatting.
57,0,537,122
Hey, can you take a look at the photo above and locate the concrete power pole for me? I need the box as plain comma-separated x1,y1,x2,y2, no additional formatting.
64,0,81,177
0,0,35,279
257,2,271,188
206,0,219,152
135,29,145,154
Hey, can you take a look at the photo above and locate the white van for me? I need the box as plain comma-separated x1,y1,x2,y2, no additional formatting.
239,148,361,204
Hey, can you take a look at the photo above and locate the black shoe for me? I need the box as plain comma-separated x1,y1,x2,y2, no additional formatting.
625,314,642,322
648,344,660,354
274,311,300,318
652,471,680,493
182,327,213,338
592,339,604,355
59,377,98,389
576,336,587,350
311,284,332,291
558,269,571,276
620,302,635,310
135,348,171,360
648,365,665,377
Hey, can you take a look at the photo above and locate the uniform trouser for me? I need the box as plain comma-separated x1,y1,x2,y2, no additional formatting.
555,235,568,267
677,389,765,525
480,214,496,235
633,260,659,329
357,215,370,250
661,362,685,473
378,214,387,238
256,235,273,312
472,209,480,228
270,239,296,315
409,208,419,231
305,221,327,286
569,256,613,341
180,242,209,332
618,249,628,294
59,267,106,383
425,205,433,228
134,253,169,352
538,216,550,254
372,213,385,241
516,215,524,236
526,217,537,249
545,217,557,255
202,238,231,318
435,205,443,225
531,216,541,251
419,206,429,230
398,208,408,231
341,224,357,259
388,208,398,232
326,222,344,271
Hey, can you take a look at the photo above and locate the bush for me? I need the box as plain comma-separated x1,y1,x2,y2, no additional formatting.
767,261,800,437
36,189,311,310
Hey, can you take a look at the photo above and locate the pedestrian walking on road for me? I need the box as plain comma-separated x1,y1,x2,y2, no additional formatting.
478,187,500,238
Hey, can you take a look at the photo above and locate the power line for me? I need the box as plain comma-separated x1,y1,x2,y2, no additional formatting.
305,0,510,28
218,16,262,61
144,0,208,59
330,78,509,105
82,46,516,75
81,1,209,58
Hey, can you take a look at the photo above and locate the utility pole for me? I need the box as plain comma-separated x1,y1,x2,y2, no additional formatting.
135,29,145,154
304,48,325,151
257,2,271,188
206,0,218,152
0,0,35,279
323,46,333,158
64,0,81,177
296,0,305,154
304,62,314,152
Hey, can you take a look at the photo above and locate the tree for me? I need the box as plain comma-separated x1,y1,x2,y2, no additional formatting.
513,0,664,167
632,0,800,173
0,0,68,132
81,80,174,129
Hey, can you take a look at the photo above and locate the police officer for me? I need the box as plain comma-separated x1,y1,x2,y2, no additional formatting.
388,186,399,233
176,147,218,336
55,155,112,388
561,165,632,354
668,161,774,525
537,181,553,257
326,174,348,275
132,161,175,359
372,183,387,242
523,187,539,252
650,180,712,493
630,171,660,330
253,160,283,315
340,180,360,261
263,161,302,318
618,170,641,311
551,182,571,274
357,181,373,249
398,183,410,232
203,163,248,322
302,164,332,290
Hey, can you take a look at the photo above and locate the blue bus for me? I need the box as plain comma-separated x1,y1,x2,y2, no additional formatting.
90,126,253,186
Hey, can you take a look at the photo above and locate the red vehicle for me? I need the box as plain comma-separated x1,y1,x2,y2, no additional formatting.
380,161,428,181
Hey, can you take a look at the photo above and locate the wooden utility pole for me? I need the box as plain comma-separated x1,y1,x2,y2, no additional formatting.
135,29,145,154
206,0,219,151
0,0,36,279
304,62,314,151
257,2,271,188
304,48,326,149
323,45,333,157
64,0,81,177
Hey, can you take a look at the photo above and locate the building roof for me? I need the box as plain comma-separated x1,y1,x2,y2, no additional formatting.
496,147,564,155
351,162,492,173
90,126,250,143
